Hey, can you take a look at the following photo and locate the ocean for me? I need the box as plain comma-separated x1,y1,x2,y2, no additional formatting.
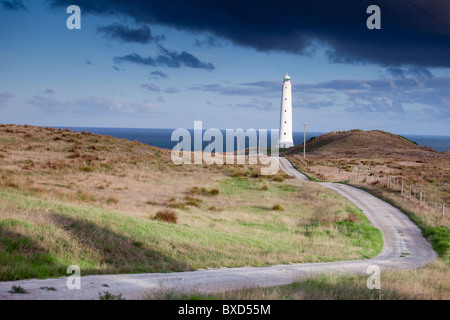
54,127,450,152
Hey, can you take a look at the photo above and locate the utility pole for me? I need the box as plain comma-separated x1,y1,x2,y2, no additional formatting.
302,124,308,160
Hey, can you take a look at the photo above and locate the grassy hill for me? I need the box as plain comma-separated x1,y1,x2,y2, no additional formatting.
284,129,438,159
0,124,383,281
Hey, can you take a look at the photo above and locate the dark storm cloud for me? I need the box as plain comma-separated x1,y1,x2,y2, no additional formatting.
114,45,215,70
386,66,433,80
97,24,164,44
386,67,407,79
1,0,27,11
47,0,450,67
194,36,223,48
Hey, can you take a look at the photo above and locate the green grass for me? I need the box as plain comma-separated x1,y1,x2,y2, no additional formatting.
423,226,450,258
219,177,256,195
334,218,383,259
98,291,125,300
397,135,418,146
8,285,28,294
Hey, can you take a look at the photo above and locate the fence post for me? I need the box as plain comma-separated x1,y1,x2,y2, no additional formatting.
443,203,446,220
401,178,403,194
420,189,422,204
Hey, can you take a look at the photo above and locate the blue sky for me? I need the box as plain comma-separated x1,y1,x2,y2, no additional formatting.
0,0,449,135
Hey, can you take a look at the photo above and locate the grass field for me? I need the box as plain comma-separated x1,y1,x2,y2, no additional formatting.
0,125,383,281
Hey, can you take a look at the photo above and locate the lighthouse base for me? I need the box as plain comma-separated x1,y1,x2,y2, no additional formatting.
278,141,294,148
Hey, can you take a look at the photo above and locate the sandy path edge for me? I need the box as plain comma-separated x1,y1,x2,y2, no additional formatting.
0,157,437,300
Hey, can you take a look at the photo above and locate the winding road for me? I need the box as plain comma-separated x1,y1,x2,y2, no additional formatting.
0,158,437,300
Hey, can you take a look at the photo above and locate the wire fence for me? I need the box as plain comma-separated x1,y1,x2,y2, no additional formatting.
336,171,448,222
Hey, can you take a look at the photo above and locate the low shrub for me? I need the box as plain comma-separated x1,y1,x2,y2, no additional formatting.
98,291,125,300
106,197,119,204
167,201,186,210
271,175,284,182
345,212,361,223
208,206,224,212
189,186,220,196
272,204,284,211
184,196,203,207
153,210,178,224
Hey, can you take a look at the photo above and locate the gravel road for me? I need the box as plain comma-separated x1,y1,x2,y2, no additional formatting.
0,158,437,300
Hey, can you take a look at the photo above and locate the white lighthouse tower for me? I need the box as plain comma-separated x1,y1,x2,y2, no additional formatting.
278,73,294,148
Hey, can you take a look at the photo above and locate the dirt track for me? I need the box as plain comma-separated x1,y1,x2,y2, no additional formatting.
0,158,437,300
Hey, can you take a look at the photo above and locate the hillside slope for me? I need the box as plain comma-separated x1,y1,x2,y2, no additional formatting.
284,129,441,159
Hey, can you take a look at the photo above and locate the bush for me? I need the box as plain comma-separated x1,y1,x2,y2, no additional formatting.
153,210,178,224
209,188,219,196
184,196,203,207
271,175,284,182
98,291,125,300
106,197,119,204
231,170,248,178
167,201,186,210
345,212,361,223
80,166,93,172
272,204,284,211
9,286,28,294
189,186,219,196
189,186,203,195
260,185,269,191
208,206,224,212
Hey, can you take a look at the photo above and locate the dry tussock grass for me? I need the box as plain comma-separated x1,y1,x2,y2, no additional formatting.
153,210,178,224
